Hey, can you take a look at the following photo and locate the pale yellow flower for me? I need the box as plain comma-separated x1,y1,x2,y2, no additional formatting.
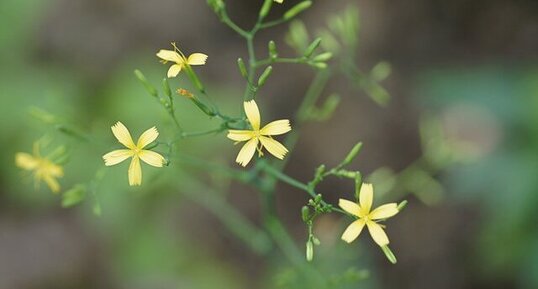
103,122,165,186
227,100,291,167
339,183,399,246
16,143,64,193
156,43,208,78
274,0,283,3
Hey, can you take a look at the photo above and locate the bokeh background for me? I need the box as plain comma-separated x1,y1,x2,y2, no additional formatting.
1,0,538,288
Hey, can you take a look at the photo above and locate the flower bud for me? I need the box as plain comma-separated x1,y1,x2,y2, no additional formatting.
162,78,172,97
397,200,408,211
284,1,312,20
301,206,310,222
61,184,87,208
381,245,397,264
134,69,158,98
313,52,333,62
341,142,363,167
207,0,225,17
306,240,314,261
303,37,322,58
268,41,278,59
177,88,194,98
176,89,215,116
237,58,248,78
257,66,273,86
259,0,273,19
311,62,327,69
371,61,392,82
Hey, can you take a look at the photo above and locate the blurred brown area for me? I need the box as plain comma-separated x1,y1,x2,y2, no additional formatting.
3,0,538,288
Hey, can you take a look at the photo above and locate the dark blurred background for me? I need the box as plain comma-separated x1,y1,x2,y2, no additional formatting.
1,0,538,288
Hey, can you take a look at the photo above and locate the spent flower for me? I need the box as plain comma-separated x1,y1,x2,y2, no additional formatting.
156,43,208,78
227,100,291,166
339,183,399,246
16,142,64,193
103,122,165,186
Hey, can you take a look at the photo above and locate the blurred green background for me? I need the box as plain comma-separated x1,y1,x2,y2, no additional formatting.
1,0,538,288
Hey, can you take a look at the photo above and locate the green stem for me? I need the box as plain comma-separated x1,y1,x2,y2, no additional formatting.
179,177,272,254
260,162,347,215
260,18,288,29
221,12,250,38
255,57,305,67
171,153,251,183
179,127,225,138
264,216,327,286
243,35,258,103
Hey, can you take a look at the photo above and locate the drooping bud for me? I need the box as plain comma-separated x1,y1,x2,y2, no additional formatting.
306,240,314,261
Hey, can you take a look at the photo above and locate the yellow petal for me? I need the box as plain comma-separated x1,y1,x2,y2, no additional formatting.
103,149,133,166
244,100,260,131
259,136,288,160
15,153,39,170
128,156,142,186
45,162,64,177
338,199,361,217
260,119,291,136
274,0,283,3
167,64,183,78
235,138,258,167
359,183,374,214
341,219,366,243
369,203,399,220
227,130,255,142
43,175,61,193
156,49,182,63
137,126,159,149
187,53,208,65
366,221,389,246
139,150,165,167
111,122,136,149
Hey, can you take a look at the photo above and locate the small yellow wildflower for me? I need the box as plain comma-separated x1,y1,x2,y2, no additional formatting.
339,183,399,246
227,100,291,167
103,121,165,186
156,43,208,78
15,143,64,193
274,0,283,3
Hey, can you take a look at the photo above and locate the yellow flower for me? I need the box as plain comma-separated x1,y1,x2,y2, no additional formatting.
15,143,64,193
156,43,208,78
339,183,399,246
227,100,291,167
274,0,283,3
103,122,165,186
